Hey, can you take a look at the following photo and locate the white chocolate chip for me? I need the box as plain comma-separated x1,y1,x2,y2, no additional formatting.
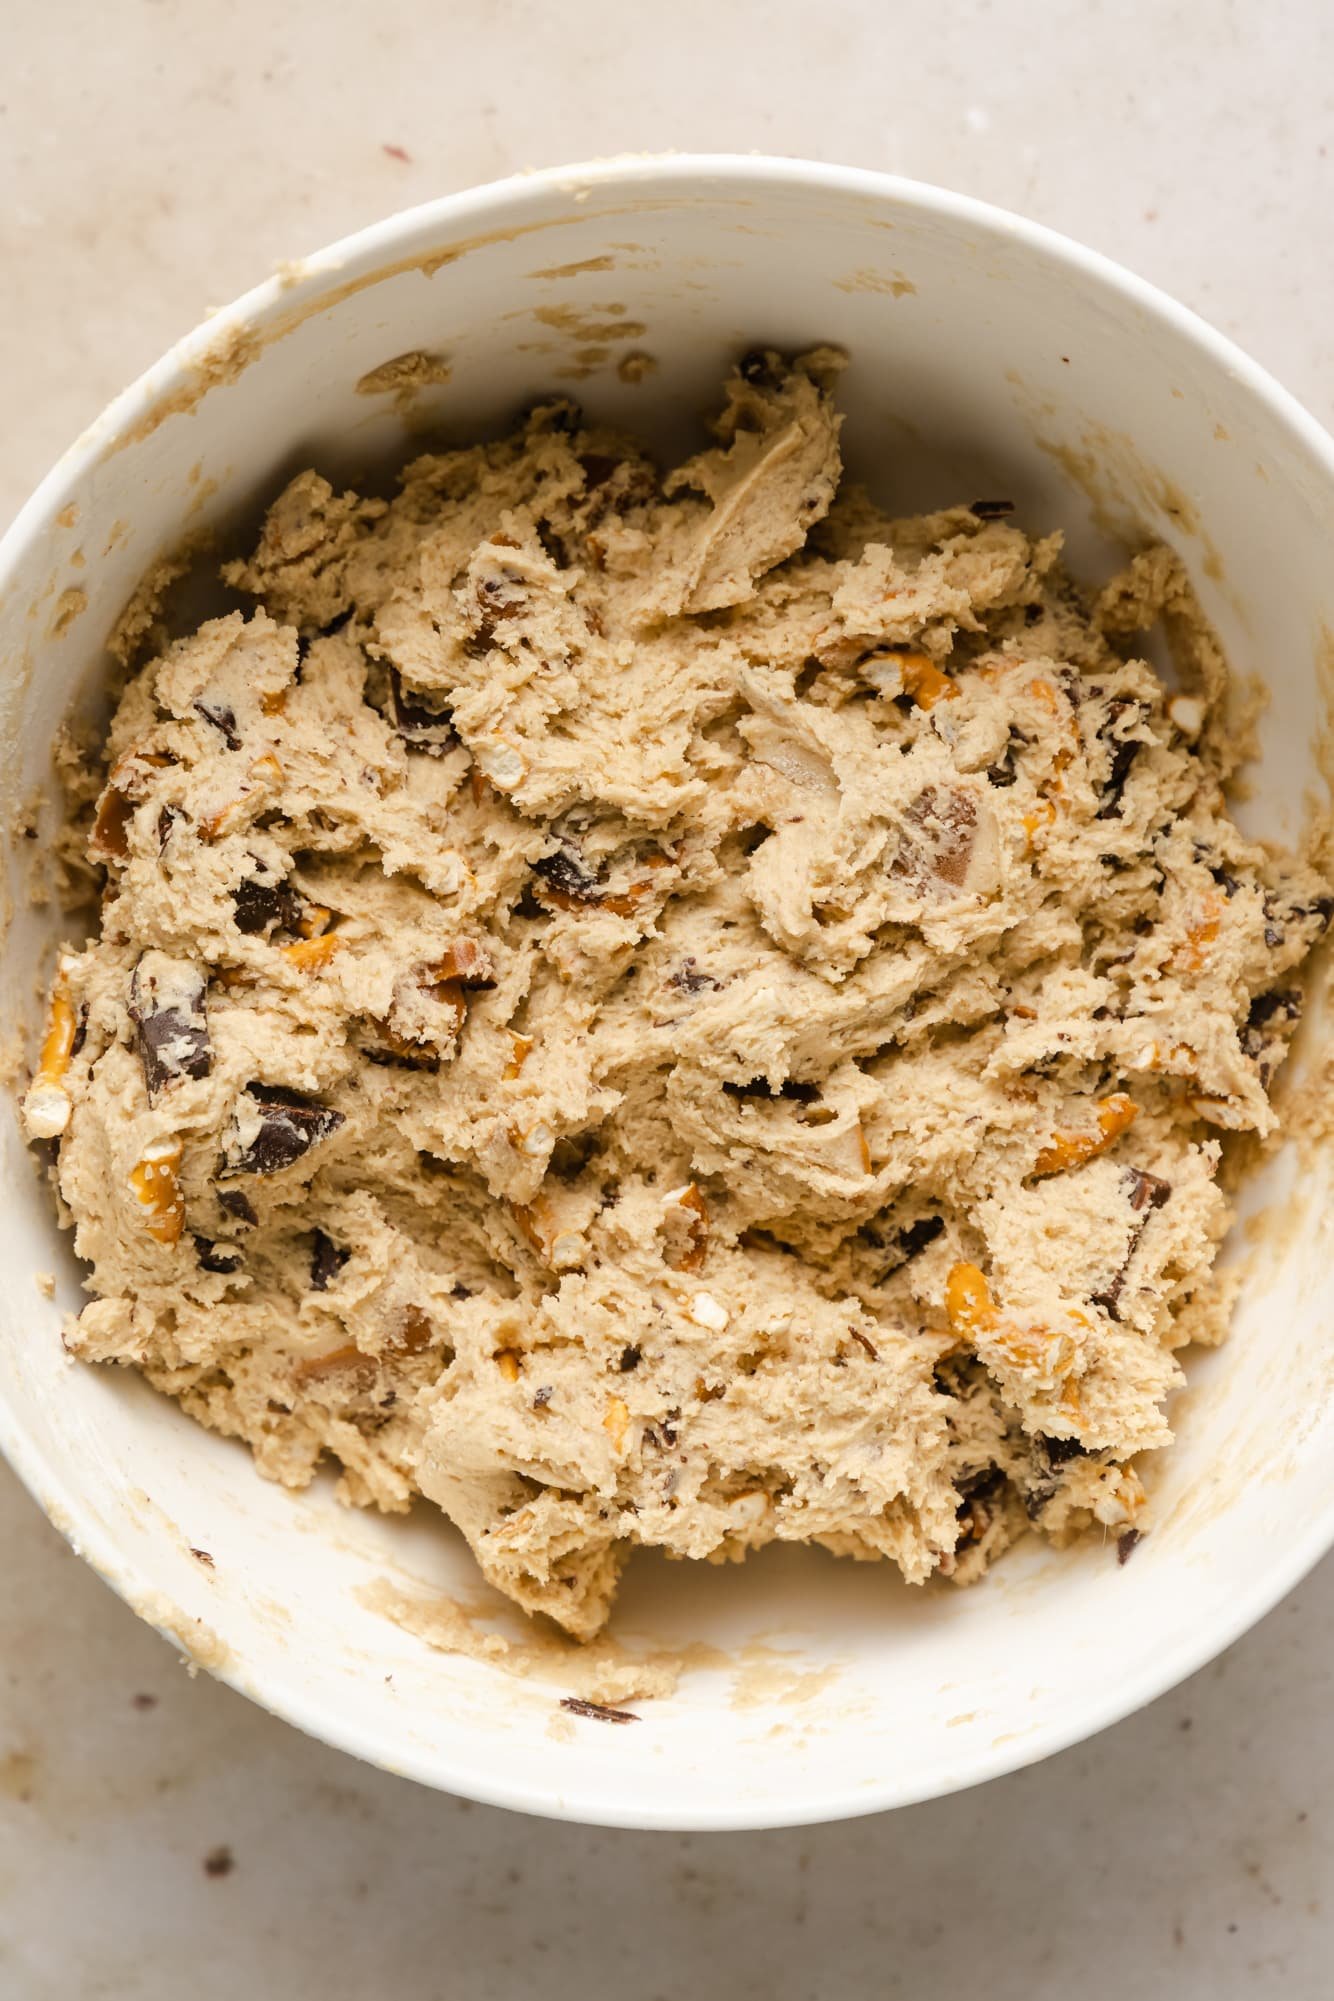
1167,695,1206,739
511,1119,555,1159
687,1290,729,1332
549,1230,586,1270
726,1490,770,1532
23,1080,71,1140
475,739,526,791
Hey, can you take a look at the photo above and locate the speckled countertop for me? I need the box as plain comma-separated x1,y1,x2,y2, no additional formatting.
2,4,1332,1995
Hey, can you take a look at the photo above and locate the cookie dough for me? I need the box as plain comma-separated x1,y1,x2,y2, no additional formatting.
28,351,1331,1641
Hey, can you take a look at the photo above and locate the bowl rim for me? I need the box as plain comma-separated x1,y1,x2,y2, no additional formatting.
3,150,1334,1831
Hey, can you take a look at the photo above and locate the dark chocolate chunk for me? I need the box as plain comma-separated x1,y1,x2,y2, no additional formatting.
157,804,186,851
668,957,721,995
193,1236,243,1275
1095,698,1148,820
969,498,1015,519
618,1344,642,1372
1092,1166,1172,1317
193,699,241,749
223,1085,344,1176
532,845,600,903
128,953,211,1099
1097,737,1141,818
217,1188,257,1227
957,1464,1007,1505
1247,986,1303,1033
722,1076,820,1103
232,871,300,935
985,727,1027,788
1242,987,1303,1086
955,1466,1007,1546
1023,1433,1090,1518
1117,1527,1143,1565
891,784,979,893
1126,1168,1172,1214
896,1215,944,1261
559,1696,639,1724
860,1212,945,1276
1040,1433,1088,1465
388,667,457,754
310,1229,350,1292
364,1036,441,1073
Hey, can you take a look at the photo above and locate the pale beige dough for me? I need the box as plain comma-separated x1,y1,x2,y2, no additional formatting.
28,351,1332,1641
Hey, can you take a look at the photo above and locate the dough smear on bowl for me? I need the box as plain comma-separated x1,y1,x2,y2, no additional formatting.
26,349,1332,1640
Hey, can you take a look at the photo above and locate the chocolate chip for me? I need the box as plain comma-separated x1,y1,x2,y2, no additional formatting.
309,1229,349,1292
1040,1434,1087,1465
722,1076,819,1103
618,1345,642,1372
1095,698,1148,820
559,1696,639,1723
223,1085,344,1176
1247,987,1302,1031
897,1215,944,1261
891,784,979,892
532,845,600,903
1126,1168,1172,1214
157,804,186,850
985,729,1026,788
1092,1166,1172,1317
388,667,457,754
969,499,1015,519
217,1189,257,1226
231,872,300,935
1117,1527,1143,1565
193,699,240,749
193,1236,242,1275
128,954,211,1098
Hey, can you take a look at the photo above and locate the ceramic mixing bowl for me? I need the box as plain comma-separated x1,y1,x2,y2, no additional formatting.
2,155,1331,1828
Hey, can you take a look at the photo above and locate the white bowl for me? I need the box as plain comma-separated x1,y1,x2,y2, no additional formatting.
3,156,1333,1831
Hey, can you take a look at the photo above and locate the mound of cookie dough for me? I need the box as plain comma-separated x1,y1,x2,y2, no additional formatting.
28,350,1331,1640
